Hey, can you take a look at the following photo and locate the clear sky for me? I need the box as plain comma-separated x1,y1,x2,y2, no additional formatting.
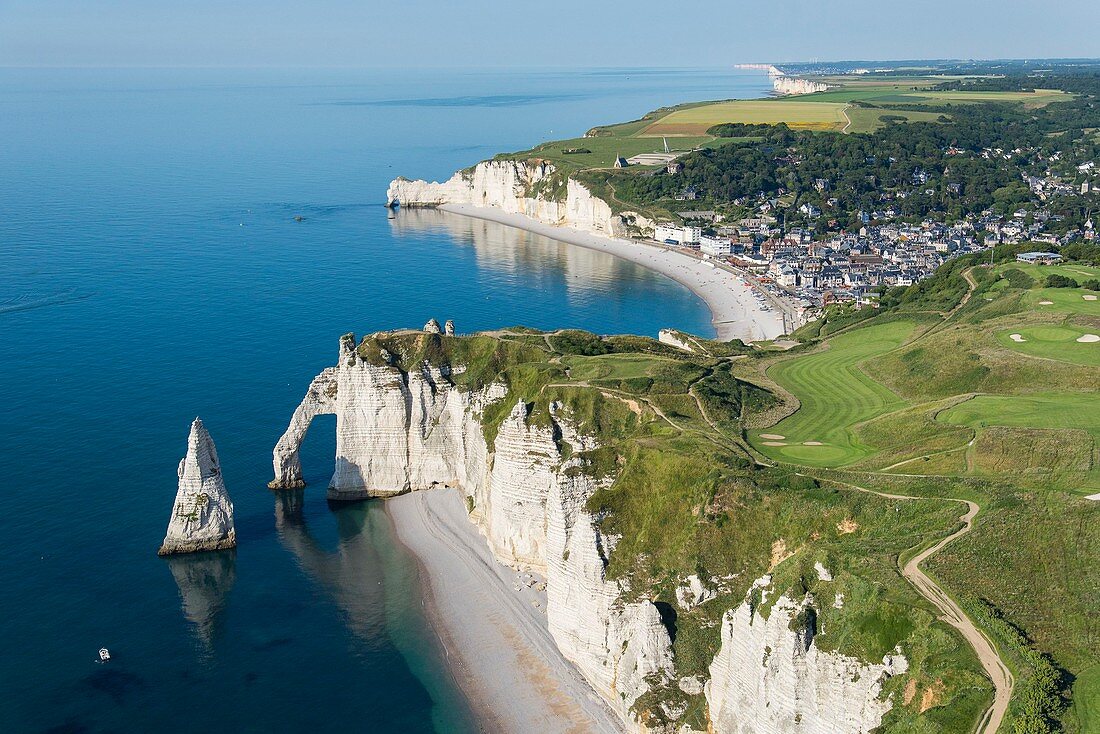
3,0,1098,68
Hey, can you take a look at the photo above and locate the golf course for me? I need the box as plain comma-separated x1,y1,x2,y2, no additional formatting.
741,252,1099,733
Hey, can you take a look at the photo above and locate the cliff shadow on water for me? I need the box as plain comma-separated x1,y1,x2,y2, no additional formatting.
272,486,480,734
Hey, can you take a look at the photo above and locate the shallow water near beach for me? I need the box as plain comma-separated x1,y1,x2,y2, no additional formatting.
0,67,768,731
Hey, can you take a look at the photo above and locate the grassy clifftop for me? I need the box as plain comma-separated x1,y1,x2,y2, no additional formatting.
353,325,995,732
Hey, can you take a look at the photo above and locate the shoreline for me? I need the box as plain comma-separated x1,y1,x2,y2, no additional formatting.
385,487,624,734
437,203,787,342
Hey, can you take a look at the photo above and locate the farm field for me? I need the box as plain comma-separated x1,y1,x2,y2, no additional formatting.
640,100,849,135
749,320,916,466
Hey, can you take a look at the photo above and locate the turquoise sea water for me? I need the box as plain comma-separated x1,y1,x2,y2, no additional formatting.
0,67,768,732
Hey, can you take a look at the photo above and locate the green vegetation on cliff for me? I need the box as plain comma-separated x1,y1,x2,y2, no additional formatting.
349,324,1001,732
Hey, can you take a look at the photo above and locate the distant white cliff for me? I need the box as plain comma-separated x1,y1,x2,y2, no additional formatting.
159,418,236,555
386,159,654,239
773,76,829,95
269,332,905,732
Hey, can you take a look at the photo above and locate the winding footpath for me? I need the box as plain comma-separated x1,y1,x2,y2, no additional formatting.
835,480,1014,733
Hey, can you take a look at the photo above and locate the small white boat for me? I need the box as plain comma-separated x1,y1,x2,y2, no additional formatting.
98,647,111,662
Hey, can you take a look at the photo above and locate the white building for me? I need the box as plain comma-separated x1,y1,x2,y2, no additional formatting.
700,235,732,257
654,224,682,243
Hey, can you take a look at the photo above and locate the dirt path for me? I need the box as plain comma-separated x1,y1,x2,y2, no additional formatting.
841,103,854,133
831,479,1014,733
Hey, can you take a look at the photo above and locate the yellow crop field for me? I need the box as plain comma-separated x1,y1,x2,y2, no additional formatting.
640,100,849,136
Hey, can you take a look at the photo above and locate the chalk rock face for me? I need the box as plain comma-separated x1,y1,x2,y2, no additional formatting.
271,333,498,501
270,335,674,726
159,418,236,555
423,318,442,334
387,160,654,238
705,586,907,733
444,319,455,336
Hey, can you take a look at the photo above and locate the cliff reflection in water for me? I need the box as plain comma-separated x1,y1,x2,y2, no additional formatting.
164,550,236,648
389,207,661,293
273,490,388,644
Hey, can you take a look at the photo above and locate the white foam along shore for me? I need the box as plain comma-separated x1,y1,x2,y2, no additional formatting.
386,487,625,734
438,203,786,343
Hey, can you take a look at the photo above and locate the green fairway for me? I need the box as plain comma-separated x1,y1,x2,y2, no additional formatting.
641,100,849,135
938,392,1100,436
996,326,1100,366
938,393,1100,492
751,321,917,466
1026,288,1100,316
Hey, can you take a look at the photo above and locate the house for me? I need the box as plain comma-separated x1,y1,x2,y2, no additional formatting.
666,161,683,175
1015,252,1062,265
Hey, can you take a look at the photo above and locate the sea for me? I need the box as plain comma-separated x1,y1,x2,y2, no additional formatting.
0,66,769,732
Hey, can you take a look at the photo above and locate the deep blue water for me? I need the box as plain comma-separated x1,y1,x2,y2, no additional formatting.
0,67,768,732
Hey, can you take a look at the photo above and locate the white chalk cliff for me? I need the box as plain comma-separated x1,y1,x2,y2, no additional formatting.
387,159,654,238
159,418,236,555
706,585,907,734
270,335,905,732
772,76,829,95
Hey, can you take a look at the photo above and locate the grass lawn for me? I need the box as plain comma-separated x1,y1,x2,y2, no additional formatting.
1070,665,1100,734
996,325,1100,366
640,100,849,135
750,320,917,466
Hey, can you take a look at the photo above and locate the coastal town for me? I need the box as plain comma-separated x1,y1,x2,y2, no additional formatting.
645,142,1098,333
648,202,1094,331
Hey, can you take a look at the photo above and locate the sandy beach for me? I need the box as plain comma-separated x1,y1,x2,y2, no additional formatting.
386,487,625,734
440,203,787,342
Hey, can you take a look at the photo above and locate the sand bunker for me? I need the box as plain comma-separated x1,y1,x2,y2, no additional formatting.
1038,300,1054,305
1084,295,1098,301
1009,333,1026,342
803,441,824,446
760,433,785,440
762,441,787,447
1077,334,1100,343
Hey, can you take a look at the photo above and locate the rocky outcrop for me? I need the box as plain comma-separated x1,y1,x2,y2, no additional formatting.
270,335,673,725
658,328,697,353
159,418,236,555
705,582,907,733
387,159,654,239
